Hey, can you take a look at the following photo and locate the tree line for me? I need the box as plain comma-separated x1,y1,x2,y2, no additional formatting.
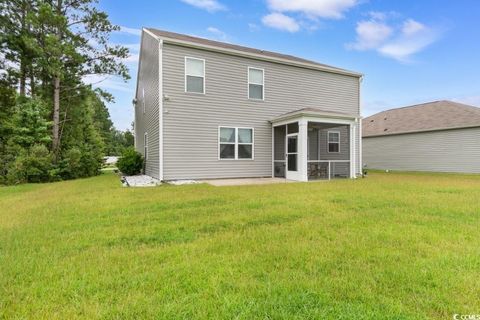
0,0,134,184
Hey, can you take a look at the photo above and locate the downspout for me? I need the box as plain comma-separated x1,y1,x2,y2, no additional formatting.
158,39,164,181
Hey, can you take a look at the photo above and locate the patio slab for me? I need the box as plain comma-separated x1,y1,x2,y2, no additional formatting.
199,177,295,186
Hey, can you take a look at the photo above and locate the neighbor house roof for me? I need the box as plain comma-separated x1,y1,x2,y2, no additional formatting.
362,100,480,137
271,108,359,123
144,28,362,78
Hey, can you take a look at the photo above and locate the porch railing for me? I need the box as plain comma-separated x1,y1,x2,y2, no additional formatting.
307,160,350,180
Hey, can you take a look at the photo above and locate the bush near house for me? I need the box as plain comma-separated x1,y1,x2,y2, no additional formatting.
117,148,144,175
1,171,479,319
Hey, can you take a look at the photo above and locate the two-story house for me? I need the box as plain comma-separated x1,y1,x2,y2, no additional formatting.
134,28,362,182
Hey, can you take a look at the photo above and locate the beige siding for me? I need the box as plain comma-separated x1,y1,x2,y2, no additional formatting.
135,32,160,178
363,128,480,173
162,43,360,180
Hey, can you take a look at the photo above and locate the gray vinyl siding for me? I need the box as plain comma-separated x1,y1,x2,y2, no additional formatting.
363,127,480,173
162,43,360,180
308,125,350,161
135,32,160,178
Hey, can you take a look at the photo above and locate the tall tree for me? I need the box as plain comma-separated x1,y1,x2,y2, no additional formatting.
0,0,37,96
31,0,129,154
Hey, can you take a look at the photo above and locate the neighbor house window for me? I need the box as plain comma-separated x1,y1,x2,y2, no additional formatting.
142,88,145,114
185,57,205,94
144,132,148,160
328,131,340,153
248,67,264,100
219,127,254,160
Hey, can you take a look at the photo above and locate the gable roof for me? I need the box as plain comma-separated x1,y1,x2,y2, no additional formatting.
144,28,362,78
362,100,480,137
271,108,359,123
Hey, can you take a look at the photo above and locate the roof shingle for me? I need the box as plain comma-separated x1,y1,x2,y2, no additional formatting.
145,28,361,77
362,100,480,137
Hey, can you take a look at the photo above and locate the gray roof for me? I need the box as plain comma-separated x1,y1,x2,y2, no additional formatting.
145,28,361,77
271,108,359,123
362,100,480,137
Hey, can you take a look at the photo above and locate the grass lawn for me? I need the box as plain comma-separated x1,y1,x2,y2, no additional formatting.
1,172,479,319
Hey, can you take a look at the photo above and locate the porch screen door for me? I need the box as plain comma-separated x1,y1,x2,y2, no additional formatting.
286,134,298,180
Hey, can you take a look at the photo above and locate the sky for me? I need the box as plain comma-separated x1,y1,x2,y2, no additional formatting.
93,0,480,131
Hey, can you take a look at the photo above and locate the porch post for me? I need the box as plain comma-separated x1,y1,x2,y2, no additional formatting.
298,118,308,182
349,122,356,178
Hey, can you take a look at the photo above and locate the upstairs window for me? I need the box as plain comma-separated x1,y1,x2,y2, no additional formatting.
248,67,264,100
185,57,205,94
328,131,340,153
219,127,254,160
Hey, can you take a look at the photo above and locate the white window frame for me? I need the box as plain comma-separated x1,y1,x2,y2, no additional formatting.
142,88,146,114
218,126,254,160
185,56,205,94
327,131,340,153
144,132,148,160
248,67,264,101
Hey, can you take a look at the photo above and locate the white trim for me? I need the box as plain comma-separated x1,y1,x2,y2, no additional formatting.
273,116,355,127
159,39,164,181
142,88,146,114
271,126,274,177
359,117,362,174
248,67,264,101
144,132,148,160
327,131,340,153
149,29,362,78
184,56,205,94
143,28,161,40
218,126,254,160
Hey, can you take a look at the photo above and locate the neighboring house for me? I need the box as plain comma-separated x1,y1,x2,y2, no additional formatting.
363,100,480,173
134,28,362,182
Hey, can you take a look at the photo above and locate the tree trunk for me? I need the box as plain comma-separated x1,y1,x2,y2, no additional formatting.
29,66,35,97
19,59,26,96
52,76,60,154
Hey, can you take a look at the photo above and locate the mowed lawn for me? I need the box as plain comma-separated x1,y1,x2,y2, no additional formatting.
1,172,479,319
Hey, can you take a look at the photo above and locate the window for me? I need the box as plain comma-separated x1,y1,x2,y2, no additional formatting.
328,131,340,153
144,132,148,160
185,57,205,93
142,88,145,114
219,127,254,160
248,67,264,100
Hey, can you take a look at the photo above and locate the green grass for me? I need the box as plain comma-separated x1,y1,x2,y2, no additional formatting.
1,172,479,319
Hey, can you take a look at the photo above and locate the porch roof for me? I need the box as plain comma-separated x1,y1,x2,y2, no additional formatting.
270,108,360,124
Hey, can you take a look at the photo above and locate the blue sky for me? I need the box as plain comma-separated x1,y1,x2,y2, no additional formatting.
94,0,480,131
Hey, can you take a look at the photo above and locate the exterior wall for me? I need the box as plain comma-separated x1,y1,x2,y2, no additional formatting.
308,125,350,161
162,42,361,180
135,32,160,178
363,127,480,173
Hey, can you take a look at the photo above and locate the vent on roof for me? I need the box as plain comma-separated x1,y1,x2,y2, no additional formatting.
370,119,374,122
384,128,388,131
384,117,387,120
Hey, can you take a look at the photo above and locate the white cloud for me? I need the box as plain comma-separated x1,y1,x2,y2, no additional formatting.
118,26,141,36
266,0,360,19
180,0,226,12
248,23,260,32
347,14,440,62
206,27,228,41
262,12,300,33
348,20,393,50
378,20,438,62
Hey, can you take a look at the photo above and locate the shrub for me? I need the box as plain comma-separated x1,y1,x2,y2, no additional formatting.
117,148,143,176
6,145,54,184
